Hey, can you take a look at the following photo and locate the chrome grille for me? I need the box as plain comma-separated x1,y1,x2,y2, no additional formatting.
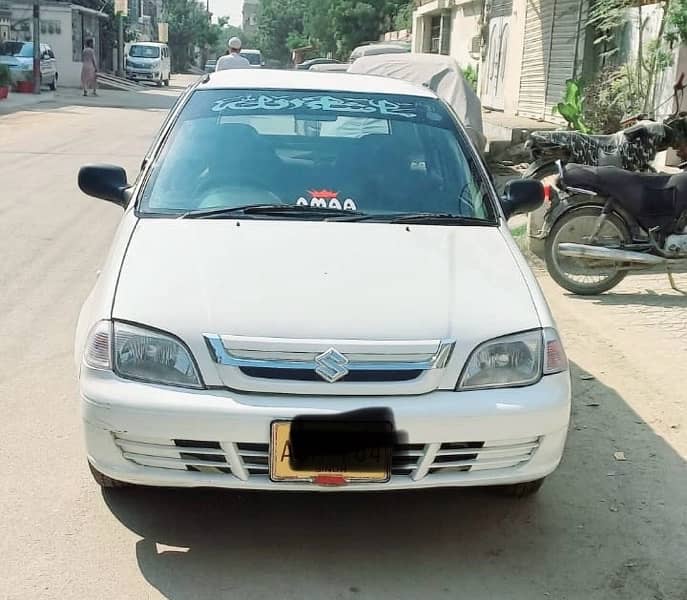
239,367,423,382
115,434,540,480
204,334,454,385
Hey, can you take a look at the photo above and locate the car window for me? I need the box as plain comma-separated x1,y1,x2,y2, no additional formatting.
129,45,160,58
240,52,262,65
0,42,32,57
139,89,495,221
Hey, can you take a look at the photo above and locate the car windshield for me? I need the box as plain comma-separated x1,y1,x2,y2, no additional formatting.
0,41,31,57
139,89,495,222
240,52,262,65
129,45,160,58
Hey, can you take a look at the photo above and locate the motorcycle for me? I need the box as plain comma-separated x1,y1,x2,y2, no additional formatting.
544,159,687,295
522,74,687,256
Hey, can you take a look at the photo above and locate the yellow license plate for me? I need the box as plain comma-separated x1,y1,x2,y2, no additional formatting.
270,421,390,483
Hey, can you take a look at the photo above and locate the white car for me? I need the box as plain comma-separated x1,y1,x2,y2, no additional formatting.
75,70,571,497
239,49,264,68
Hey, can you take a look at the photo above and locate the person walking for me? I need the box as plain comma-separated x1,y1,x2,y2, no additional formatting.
81,38,98,96
215,37,250,71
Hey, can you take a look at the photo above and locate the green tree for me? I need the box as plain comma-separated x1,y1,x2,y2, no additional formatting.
257,0,413,64
162,0,215,70
257,0,308,64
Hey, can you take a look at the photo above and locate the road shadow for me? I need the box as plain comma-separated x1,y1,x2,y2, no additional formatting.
0,90,179,117
574,290,687,308
103,362,687,600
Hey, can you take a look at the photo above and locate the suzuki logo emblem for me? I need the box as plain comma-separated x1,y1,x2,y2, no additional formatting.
314,348,349,383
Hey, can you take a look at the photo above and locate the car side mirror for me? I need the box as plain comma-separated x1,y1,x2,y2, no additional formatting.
500,178,544,220
78,164,130,208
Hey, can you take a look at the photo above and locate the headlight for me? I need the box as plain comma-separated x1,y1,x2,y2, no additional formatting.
114,322,202,388
83,320,203,388
457,328,567,390
20,63,32,71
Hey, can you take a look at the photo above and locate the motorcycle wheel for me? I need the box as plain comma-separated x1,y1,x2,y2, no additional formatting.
545,206,631,295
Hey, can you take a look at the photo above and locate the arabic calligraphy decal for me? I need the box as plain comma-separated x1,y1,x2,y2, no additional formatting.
211,94,417,119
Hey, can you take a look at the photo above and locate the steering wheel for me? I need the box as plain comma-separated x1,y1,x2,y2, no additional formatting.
192,181,282,210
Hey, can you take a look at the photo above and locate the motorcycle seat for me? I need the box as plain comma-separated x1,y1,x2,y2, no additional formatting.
562,163,687,227
563,163,675,196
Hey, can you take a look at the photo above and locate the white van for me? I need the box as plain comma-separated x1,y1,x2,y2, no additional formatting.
125,42,171,86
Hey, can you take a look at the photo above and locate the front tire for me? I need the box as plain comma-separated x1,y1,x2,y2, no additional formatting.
545,206,630,295
89,462,131,488
49,73,57,91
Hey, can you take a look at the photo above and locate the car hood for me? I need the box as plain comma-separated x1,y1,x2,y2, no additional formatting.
113,219,541,375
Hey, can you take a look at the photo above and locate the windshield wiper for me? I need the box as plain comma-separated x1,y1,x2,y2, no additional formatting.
328,212,493,224
387,213,493,225
180,204,367,220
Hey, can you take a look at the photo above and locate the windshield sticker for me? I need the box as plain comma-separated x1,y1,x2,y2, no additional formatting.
211,94,417,119
296,190,358,211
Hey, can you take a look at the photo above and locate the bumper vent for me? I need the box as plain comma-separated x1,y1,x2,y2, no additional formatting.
114,435,541,481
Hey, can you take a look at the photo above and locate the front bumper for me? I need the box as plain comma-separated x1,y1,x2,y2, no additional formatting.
126,69,161,81
81,368,571,491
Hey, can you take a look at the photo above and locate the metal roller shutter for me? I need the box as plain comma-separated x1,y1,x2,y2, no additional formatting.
518,0,586,120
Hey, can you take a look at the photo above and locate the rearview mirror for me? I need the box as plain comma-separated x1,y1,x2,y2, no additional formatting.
500,179,544,220
78,164,130,207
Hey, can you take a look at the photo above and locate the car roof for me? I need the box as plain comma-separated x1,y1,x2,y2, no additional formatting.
240,49,262,54
200,69,436,98
132,41,166,46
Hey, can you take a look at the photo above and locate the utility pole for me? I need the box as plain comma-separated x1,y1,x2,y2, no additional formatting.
114,0,127,76
118,14,124,76
32,0,40,94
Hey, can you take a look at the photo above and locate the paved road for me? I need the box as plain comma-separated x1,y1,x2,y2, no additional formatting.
0,76,685,600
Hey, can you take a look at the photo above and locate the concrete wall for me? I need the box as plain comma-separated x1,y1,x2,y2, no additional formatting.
448,2,479,69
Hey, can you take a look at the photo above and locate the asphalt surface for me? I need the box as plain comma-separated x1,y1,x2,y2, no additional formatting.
0,75,685,600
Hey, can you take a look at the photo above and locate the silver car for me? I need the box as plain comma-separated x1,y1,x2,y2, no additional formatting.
0,41,58,89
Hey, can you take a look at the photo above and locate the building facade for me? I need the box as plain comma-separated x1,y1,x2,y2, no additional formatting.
242,0,258,37
413,0,588,122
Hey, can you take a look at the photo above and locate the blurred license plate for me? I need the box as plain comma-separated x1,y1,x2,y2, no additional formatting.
270,421,390,483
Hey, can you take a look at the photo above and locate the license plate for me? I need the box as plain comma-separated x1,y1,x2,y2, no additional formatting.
270,421,391,483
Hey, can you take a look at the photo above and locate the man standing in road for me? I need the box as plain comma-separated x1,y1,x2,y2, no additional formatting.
216,37,251,71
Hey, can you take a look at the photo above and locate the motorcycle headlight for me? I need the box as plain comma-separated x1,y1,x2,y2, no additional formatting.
84,320,202,388
457,328,567,391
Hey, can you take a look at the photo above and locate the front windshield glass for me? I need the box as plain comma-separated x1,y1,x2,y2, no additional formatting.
129,45,160,58
140,89,495,221
0,42,30,57
241,52,262,65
